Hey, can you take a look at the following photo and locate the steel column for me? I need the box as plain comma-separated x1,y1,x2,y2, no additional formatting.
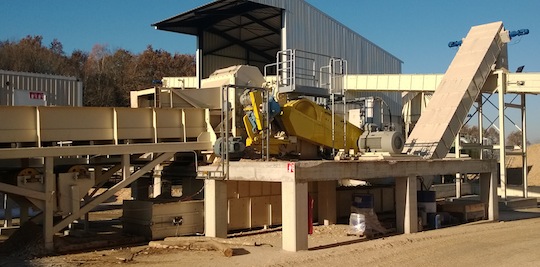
521,93,528,197
44,157,55,251
497,70,507,200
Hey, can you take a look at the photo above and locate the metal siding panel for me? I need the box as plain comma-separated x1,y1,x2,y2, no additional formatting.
275,0,401,74
0,70,81,106
202,0,403,118
202,31,254,78
253,0,403,119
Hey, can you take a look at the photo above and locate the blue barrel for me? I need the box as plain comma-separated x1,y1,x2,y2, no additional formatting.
417,191,436,227
352,194,373,209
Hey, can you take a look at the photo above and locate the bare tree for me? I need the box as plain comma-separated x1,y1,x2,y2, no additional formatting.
0,36,196,107
506,130,529,147
460,124,499,145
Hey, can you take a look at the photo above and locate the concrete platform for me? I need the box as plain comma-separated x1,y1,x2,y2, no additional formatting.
201,158,498,252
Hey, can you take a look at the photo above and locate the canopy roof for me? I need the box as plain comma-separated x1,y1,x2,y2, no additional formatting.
153,0,283,62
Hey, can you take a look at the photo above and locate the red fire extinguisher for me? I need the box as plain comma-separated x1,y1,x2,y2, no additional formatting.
308,194,314,235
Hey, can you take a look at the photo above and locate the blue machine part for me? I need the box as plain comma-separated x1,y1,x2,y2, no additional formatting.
268,96,281,119
509,29,529,38
448,28,529,47
448,40,463,48
246,111,258,133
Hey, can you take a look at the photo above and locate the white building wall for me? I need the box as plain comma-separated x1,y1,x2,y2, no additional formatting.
0,70,83,106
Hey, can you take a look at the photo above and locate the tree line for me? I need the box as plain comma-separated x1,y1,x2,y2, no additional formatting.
0,35,195,106
1,36,529,146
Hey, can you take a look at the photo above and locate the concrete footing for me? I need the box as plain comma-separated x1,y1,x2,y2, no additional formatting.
499,197,538,210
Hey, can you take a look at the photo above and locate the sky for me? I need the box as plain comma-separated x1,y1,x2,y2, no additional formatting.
2,0,540,141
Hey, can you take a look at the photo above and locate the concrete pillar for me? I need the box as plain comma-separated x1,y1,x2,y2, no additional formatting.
395,176,418,234
282,181,308,252
19,201,29,224
480,172,499,221
3,194,12,227
455,135,462,198
44,157,55,251
204,179,228,238
317,181,337,225
152,164,163,198
122,154,130,181
455,173,462,198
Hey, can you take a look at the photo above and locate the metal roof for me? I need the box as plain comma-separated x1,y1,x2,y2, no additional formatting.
153,0,283,62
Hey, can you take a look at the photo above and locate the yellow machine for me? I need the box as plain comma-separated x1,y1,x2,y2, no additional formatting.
242,90,363,159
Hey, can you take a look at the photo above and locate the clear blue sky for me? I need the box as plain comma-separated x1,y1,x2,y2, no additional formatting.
2,0,540,141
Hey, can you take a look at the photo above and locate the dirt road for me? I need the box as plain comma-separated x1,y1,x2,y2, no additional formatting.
3,209,540,267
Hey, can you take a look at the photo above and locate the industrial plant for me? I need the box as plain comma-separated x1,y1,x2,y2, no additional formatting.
1,0,538,256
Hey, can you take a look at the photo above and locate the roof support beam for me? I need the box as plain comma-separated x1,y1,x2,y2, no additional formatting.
205,28,275,62
203,31,278,56
242,13,281,34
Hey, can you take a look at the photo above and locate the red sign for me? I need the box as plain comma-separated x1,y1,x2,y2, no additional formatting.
287,162,295,173
29,92,44,100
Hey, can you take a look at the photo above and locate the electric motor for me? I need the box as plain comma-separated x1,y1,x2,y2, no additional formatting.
358,131,404,154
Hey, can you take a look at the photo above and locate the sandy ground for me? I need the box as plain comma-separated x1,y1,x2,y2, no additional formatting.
508,143,540,186
2,208,540,267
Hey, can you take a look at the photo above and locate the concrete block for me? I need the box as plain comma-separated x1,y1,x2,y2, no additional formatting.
270,195,282,225
228,198,250,230
271,182,281,195
226,181,238,198
262,182,272,196
249,181,263,197
251,196,271,227
238,181,250,198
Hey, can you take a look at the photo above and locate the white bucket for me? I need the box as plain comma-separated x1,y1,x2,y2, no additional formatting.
349,213,366,234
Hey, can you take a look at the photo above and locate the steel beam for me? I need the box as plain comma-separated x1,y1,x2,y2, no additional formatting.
0,182,46,200
44,157,55,251
52,152,175,233
345,72,540,94
0,142,212,159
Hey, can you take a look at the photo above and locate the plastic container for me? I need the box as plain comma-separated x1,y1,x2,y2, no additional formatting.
349,213,366,234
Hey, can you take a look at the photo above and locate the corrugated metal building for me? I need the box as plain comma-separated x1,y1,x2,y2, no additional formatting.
153,0,403,124
0,70,83,106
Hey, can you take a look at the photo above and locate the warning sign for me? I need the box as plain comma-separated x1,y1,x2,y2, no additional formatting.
287,162,295,173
